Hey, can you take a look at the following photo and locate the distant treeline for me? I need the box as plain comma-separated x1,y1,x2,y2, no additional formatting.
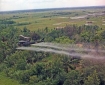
0,6,105,14
0,20,16,24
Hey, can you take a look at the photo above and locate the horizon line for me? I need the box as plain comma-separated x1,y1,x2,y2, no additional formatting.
0,5,105,13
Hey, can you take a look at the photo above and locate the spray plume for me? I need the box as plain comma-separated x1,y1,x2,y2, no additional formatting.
16,42,105,59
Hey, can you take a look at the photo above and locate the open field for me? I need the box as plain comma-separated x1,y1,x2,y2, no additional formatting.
0,6,105,31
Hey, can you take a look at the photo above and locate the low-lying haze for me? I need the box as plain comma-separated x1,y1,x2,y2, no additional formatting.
0,0,105,11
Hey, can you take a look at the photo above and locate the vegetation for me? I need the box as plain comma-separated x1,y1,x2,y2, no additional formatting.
0,7,105,85
0,72,21,85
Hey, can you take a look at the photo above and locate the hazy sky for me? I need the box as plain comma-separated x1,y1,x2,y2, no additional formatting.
0,0,105,11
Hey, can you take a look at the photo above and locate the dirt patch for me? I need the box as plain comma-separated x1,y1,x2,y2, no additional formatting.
102,24,105,25
53,23,61,25
70,15,88,19
59,17,69,18
53,22,70,25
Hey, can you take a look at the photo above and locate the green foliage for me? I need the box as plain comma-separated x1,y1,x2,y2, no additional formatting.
44,29,65,42
35,63,45,77
0,25,20,63
80,32,90,42
84,70,100,85
16,60,27,70
63,70,81,85
55,36,74,44
29,75,39,84
0,72,22,85
19,71,30,83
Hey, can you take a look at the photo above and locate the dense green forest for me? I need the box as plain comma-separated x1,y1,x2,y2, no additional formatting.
0,17,105,85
